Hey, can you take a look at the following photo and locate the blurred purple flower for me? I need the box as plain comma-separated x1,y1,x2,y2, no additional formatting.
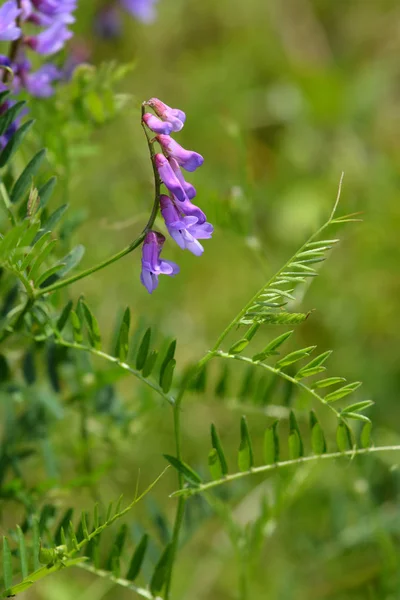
140,231,179,294
26,21,73,54
160,195,213,256
120,0,158,23
156,134,204,172
94,5,122,39
0,1,21,41
25,63,61,97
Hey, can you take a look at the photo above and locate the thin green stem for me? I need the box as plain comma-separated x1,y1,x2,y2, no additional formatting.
171,445,400,498
35,106,161,298
214,351,340,418
53,337,175,406
165,388,186,599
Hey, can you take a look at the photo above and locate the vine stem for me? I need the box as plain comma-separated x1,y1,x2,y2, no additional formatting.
170,445,400,498
34,104,161,298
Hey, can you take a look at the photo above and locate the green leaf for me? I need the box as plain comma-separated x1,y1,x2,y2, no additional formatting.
19,231,51,272
114,307,130,362
70,310,83,343
312,377,346,389
142,350,158,378
36,263,65,287
48,245,85,283
342,412,371,423
10,149,46,204
0,101,26,137
81,512,89,541
208,448,223,480
263,420,279,464
159,340,176,384
32,518,40,570
3,536,12,590
0,120,35,168
38,177,57,210
228,338,250,354
309,412,327,455
126,534,148,582
275,346,316,369
215,363,229,398
16,526,28,579
81,301,101,349
361,421,372,449
241,312,309,326
136,327,151,371
38,204,68,238
295,351,332,379
238,416,254,472
106,524,127,571
56,301,73,333
163,455,202,485
288,430,302,459
252,330,294,362
211,423,228,475
289,411,304,457
150,543,172,597
160,358,175,393
336,421,353,452
325,382,362,403
29,239,58,283
341,400,374,414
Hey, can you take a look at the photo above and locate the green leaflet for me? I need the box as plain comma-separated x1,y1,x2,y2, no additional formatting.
252,330,293,362
0,120,35,168
114,307,130,362
289,411,304,457
208,448,223,480
136,327,151,371
263,420,279,464
336,421,353,452
276,346,316,369
81,301,102,349
238,416,254,472
150,543,172,597
163,455,202,486
10,149,46,204
126,534,148,581
325,382,362,403
361,422,372,448
211,423,228,475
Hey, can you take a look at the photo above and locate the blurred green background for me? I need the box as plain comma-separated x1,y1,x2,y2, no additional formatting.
9,0,400,598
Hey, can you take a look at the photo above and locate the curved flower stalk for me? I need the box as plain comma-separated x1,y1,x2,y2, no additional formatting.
139,97,214,293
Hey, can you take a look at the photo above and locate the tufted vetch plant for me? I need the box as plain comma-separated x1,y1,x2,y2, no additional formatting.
0,28,399,600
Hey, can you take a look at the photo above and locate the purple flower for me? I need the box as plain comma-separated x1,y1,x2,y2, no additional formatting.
156,134,204,172
146,97,185,132
26,21,73,55
169,157,196,199
160,195,213,257
140,231,179,294
31,0,77,16
94,5,122,39
143,112,173,135
154,153,187,202
0,0,21,42
120,0,158,23
25,63,61,97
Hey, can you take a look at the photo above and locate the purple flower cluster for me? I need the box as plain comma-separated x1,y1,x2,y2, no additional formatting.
140,98,213,294
0,0,77,147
